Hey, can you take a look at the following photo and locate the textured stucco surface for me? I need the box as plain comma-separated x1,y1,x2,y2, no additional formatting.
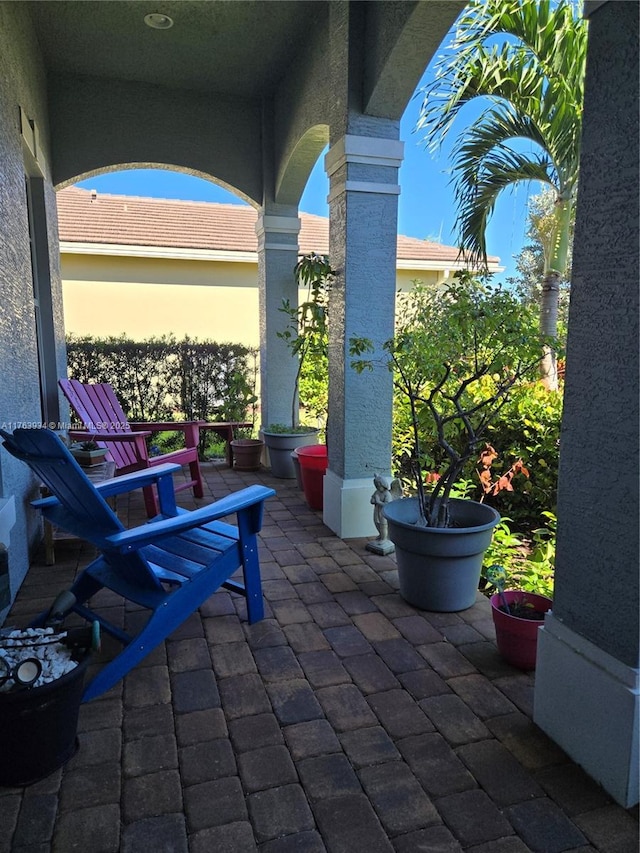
257,209,301,429
50,73,263,204
327,150,400,480
552,1,639,666
0,3,64,620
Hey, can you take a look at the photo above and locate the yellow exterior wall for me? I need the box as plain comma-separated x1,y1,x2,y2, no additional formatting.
396,269,442,291
60,251,448,345
61,253,260,344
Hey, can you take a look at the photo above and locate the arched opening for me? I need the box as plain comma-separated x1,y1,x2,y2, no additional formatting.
58,166,260,347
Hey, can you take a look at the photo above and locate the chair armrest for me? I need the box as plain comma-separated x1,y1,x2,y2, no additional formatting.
94,463,181,497
69,430,153,441
104,485,276,551
129,422,200,447
129,422,200,431
32,463,181,510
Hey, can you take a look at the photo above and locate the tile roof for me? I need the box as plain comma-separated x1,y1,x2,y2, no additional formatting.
57,187,500,266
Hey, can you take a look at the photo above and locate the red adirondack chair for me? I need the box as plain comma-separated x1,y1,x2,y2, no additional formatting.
60,378,204,516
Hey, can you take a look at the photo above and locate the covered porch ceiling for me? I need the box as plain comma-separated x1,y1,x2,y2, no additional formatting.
27,0,325,99
26,1,464,202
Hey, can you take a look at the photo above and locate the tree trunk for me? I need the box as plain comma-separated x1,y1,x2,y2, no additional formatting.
539,198,573,390
540,270,560,390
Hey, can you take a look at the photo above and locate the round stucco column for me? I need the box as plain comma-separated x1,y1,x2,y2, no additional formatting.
256,210,301,429
323,133,404,538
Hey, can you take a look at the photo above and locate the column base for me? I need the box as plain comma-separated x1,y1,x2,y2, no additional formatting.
534,613,639,808
323,470,377,539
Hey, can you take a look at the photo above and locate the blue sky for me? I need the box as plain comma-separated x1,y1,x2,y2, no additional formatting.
77,55,539,284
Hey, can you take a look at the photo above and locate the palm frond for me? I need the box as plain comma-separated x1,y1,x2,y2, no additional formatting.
453,128,555,264
418,0,586,159
416,0,586,261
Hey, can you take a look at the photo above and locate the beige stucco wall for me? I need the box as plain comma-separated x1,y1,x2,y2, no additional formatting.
61,251,446,345
61,253,261,343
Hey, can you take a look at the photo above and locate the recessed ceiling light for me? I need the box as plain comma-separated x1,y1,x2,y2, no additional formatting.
144,13,174,30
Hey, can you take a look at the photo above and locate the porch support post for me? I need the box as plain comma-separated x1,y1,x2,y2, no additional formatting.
256,208,301,429
323,133,403,538
533,0,639,808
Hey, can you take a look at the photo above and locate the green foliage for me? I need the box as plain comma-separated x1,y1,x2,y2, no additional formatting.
65,334,257,425
277,252,334,429
507,187,572,331
300,351,328,428
417,0,587,269
482,381,563,527
482,512,556,598
391,353,562,531
65,334,179,421
177,341,257,423
351,271,550,527
263,423,319,436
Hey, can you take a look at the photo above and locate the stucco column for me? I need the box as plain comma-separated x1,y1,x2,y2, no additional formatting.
533,0,639,808
323,133,404,538
256,209,301,429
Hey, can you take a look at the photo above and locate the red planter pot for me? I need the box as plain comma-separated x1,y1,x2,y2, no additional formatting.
490,590,553,670
296,445,327,510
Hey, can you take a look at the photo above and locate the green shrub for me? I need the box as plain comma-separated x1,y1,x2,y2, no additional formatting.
65,334,257,425
482,512,556,598
65,334,179,421
482,382,563,529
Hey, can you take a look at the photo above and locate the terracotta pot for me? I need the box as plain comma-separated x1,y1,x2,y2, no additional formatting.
230,439,264,472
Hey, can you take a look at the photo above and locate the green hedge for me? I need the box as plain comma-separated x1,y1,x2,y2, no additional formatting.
65,334,258,424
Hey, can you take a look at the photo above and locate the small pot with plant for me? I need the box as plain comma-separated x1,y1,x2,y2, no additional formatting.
350,271,555,612
262,252,335,479
70,440,108,467
230,426,264,472
484,564,552,669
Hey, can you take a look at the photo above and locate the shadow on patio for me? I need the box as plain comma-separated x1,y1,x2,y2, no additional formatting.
1,462,637,852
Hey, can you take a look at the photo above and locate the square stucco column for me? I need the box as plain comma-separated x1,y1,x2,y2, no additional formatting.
533,0,639,809
324,134,403,538
256,211,301,429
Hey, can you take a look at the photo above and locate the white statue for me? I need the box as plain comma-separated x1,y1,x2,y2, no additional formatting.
367,474,403,555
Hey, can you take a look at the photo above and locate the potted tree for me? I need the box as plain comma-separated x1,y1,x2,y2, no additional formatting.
350,272,554,612
262,252,334,479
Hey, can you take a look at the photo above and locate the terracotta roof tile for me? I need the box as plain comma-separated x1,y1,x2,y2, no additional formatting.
56,187,499,265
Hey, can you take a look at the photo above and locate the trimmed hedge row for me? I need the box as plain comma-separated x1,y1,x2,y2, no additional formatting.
65,334,258,424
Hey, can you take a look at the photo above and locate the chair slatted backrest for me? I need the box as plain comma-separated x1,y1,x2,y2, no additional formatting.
60,378,141,469
1,429,163,593
1,428,123,538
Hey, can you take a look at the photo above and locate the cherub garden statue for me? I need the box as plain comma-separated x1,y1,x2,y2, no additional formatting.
367,474,403,555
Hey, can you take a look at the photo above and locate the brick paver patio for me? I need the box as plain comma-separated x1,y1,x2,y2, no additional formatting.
1,462,638,852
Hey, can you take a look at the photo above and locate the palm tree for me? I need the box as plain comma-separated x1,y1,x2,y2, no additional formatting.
417,0,587,389
508,186,572,332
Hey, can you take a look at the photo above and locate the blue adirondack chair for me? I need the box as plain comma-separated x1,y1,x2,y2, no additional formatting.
0,428,275,702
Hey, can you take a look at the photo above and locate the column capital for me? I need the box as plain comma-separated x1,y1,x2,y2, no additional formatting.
255,213,301,252
255,213,301,237
325,135,404,177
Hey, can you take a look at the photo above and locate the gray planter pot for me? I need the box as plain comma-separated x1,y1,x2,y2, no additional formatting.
383,497,500,612
262,429,318,478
